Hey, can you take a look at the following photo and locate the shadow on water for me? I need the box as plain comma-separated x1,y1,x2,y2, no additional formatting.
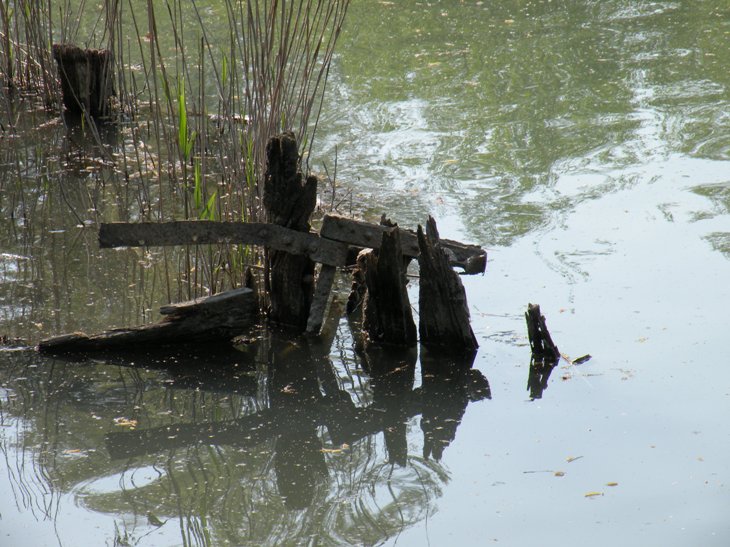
0,321,491,545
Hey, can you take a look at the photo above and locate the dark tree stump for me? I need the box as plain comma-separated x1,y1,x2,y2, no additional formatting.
524,303,560,362
361,226,417,347
417,216,478,355
263,132,317,330
52,44,115,119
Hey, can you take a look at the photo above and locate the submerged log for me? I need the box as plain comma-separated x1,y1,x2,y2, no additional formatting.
417,217,478,355
524,303,560,362
321,214,487,274
38,287,256,354
52,44,115,119
264,132,318,330
361,227,417,347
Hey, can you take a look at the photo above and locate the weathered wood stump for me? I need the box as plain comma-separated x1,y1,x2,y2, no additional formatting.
52,44,115,119
263,132,318,331
417,216,478,355
524,303,560,362
38,287,256,354
360,226,417,347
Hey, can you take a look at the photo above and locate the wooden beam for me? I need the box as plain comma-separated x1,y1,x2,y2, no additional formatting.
99,220,349,267
320,214,487,274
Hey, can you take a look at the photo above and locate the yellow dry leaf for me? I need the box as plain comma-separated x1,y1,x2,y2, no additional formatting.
321,443,350,454
606,482,619,487
584,491,603,498
113,417,138,428
554,471,565,477
63,449,82,454
566,456,583,463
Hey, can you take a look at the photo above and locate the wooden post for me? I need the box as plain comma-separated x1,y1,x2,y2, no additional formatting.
524,303,560,362
361,226,417,347
417,216,478,355
263,132,318,331
52,44,115,119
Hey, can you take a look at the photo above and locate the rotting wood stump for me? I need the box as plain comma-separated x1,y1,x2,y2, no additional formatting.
52,44,115,119
38,287,256,354
360,226,417,347
524,303,560,362
264,132,319,331
417,216,478,355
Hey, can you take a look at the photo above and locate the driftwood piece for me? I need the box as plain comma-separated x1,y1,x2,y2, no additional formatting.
361,227,417,347
525,303,560,362
321,214,487,274
38,288,256,354
417,217,478,355
99,221,349,267
264,132,318,330
52,44,114,118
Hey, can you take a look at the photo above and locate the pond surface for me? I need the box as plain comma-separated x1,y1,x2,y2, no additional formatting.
2,1,730,546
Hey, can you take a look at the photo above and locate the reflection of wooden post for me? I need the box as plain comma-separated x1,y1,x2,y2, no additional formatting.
417,216,478,355
361,226,417,347
52,44,114,118
264,132,317,330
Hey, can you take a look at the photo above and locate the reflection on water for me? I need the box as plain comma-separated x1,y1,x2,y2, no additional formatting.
0,324,490,545
2,0,730,545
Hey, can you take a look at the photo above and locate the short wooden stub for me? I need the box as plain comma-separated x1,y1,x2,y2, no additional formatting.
524,303,560,362
417,216,478,355
52,44,115,119
264,132,318,331
361,227,417,347
38,288,256,354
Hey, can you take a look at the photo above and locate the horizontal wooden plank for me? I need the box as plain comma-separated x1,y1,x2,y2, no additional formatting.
320,214,487,274
99,221,349,267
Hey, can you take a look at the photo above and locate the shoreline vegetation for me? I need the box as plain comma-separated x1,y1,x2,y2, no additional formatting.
0,0,350,308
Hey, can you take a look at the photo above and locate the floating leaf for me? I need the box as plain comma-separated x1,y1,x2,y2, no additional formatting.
566,456,583,463
113,417,138,428
321,443,350,454
584,491,603,498
554,471,565,477
573,354,592,365
606,482,618,487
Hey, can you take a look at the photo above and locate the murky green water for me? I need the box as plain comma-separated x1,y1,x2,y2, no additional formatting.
2,1,730,545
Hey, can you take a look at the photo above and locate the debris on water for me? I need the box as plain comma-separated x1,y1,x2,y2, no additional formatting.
113,417,138,428
321,443,350,454
566,455,583,463
572,354,592,365
584,491,603,498
606,482,619,487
